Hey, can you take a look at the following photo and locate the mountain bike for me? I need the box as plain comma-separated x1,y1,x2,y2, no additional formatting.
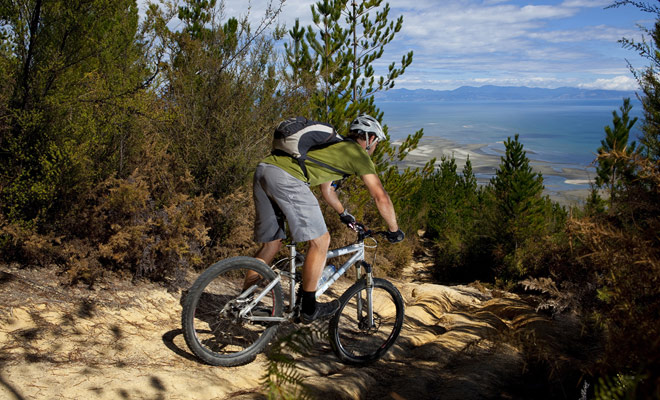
181,224,405,367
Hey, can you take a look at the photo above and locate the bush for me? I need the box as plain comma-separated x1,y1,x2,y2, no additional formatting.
562,153,660,397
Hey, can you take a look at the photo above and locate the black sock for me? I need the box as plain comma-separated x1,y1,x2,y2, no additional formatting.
301,290,316,314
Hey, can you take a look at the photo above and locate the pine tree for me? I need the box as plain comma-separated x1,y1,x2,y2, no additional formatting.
345,0,412,110
460,156,478,194
288,0,433,229
490,134,545,264
418,156,487,282
303,0,351,126
283,19,317,92
298,0,413,132
596,97,638,203
178,0,217,40
609,1,660,162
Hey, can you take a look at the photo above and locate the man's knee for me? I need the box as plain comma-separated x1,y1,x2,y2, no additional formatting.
308,232,330,250
255,239,282,264
263,239,282,251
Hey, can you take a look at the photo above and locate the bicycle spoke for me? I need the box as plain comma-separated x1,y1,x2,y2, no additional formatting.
182,257,283,366
332,281,403,363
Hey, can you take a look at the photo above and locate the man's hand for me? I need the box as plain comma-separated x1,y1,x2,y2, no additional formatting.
386,229,405,243
339,210,356,227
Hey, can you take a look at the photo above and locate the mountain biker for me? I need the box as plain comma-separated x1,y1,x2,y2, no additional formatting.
248,114,405,324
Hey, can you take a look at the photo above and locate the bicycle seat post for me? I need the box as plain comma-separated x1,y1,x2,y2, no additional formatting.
287,243,297,312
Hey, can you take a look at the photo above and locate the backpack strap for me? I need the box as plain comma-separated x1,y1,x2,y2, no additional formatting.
272,145,351,182
302,156,350,182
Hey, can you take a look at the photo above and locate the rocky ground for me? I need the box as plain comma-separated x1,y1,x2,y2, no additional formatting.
0,259,588,400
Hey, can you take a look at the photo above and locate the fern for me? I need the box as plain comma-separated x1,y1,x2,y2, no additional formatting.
261,325,328,400
594,372,643,400
521,277,580,314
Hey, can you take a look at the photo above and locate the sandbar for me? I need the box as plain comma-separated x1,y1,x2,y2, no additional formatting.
393,136,597,207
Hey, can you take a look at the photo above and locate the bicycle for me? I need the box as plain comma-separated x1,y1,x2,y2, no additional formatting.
181,224,405,367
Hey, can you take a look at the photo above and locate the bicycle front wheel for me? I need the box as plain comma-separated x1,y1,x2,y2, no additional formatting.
182,256,283,366
329,278,404,365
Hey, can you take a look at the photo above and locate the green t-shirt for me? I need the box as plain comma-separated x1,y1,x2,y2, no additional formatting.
262,140,377,186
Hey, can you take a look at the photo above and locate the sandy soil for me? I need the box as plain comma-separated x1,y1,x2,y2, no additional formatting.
0,262,583,400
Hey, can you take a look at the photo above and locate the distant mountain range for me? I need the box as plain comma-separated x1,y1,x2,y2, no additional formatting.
374,85,637,101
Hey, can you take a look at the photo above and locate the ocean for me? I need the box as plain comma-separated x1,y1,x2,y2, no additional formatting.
378,98,644,195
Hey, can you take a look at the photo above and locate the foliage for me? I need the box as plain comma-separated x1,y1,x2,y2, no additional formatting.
286,0,433,244
596,97,638,203
91,155,210,285
490,135,545,245
594,372,646,400
416,136,567,283
566,152,660,398
608,1,660,162
147,0,286,198
0,212,65,268
1,137,212,286
261,326,325,400
487,134,562,280
584,186,607,216
418,156,489,282
0,0,287,286
0,0,151,224
281,19,318,115
291,0,409,129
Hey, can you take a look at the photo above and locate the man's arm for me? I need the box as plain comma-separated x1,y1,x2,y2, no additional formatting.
361,173,399,232
320,181,345,214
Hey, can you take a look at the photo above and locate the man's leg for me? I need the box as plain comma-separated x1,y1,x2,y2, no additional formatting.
244,239,282,289
299,232,339,323
301,232,330,291
255,239,282,265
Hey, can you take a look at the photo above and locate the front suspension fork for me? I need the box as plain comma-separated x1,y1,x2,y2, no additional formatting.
356,260,374,327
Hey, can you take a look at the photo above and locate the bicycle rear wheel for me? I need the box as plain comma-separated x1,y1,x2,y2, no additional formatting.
182,256,283,366
329,278,404,365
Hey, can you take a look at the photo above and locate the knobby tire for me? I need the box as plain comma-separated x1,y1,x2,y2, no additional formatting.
329,278,404,365
181,256,283,366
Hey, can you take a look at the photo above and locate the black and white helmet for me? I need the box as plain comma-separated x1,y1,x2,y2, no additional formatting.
350,114,386,142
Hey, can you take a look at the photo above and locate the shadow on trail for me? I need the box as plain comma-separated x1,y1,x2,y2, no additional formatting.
0,371,25,400
161,329,201,363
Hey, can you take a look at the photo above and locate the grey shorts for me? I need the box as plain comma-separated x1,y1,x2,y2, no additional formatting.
253,163,327,243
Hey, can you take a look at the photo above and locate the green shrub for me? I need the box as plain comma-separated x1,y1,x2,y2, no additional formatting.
566,153,660,397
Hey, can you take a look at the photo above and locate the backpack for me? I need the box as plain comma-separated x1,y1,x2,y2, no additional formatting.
272,116,350,181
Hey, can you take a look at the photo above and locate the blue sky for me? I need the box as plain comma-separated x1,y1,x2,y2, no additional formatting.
140,0,653,91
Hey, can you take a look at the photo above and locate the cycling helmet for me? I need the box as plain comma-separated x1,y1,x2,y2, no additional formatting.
350,114,386,146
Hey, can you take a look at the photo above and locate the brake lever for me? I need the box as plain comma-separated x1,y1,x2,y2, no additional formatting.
350,222,379,239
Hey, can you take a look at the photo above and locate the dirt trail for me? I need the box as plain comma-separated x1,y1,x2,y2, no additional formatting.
0,262,578,400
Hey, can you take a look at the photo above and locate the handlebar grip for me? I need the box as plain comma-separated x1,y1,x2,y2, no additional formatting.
351,223,393,240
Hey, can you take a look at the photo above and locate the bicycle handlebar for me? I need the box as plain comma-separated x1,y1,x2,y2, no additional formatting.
349,222,389,240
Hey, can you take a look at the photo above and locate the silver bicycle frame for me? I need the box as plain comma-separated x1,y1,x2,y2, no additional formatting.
315,242,365,297
245,240,369,323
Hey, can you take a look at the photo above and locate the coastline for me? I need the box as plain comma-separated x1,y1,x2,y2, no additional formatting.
394,136,596,207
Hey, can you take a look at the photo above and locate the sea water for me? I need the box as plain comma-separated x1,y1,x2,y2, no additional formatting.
379,99,644,194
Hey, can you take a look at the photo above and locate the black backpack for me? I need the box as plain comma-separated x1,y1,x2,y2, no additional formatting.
272,117,350,181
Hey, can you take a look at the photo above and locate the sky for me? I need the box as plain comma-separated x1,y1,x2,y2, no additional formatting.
139,0,654,91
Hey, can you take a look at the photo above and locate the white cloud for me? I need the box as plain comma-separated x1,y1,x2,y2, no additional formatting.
529,25,639,43
561,0,611,7
579,75,638,90
395,1,587,60
136,0,645,91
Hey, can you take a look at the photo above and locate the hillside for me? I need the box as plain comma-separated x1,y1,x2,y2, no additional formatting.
374,85,636,101
0,262,590,400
